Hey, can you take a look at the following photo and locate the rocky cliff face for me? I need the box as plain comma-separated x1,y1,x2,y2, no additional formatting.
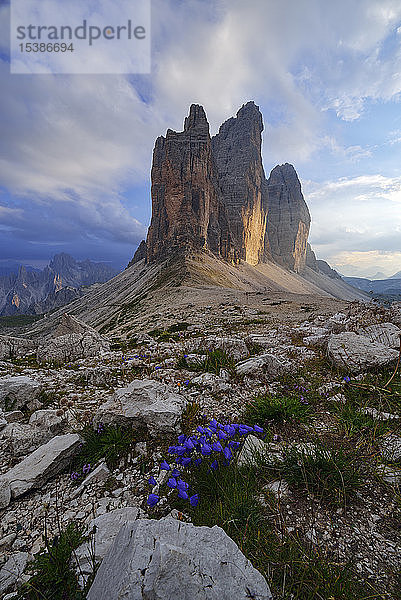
146,105,235,263
212,102,269,265
142,102,315,275
266,163,311,273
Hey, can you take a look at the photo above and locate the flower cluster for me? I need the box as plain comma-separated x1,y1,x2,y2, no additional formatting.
70,462,91,481
146,419,264,508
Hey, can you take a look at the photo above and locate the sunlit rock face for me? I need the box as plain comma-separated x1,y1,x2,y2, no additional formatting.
266,163,311,273
144,102,312,274
212,101,269,266
146,104,235,263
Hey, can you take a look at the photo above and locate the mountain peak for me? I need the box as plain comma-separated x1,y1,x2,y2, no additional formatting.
183,104,209,133
144,101,312,274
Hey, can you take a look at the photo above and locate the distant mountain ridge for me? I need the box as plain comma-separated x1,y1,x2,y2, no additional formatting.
342,275,401,295
0,253,118,316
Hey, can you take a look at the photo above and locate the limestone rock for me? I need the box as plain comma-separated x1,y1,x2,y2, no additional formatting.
1,433,82,499
237,435,269,468
0,552,30,596
0,410,67,457
74,507,143,577
266,163,311,273
146,104,235,263
236,352,292,378
264,479,290,498
191,373,230,392
0,376,42,412
87,517,272,600
188,335,249,361
4,410,24,423
359,407,399,421
28,409,67,433
379,435,401,462
37,332,108,365
0,335,37,360
212,101,269,264
95,379,187,436
327,332,398,373
0,479,11,509
357,323,401,350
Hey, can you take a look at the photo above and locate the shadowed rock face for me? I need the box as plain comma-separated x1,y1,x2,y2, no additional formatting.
144,102,312,273
266,163,311,273
146,104,235,263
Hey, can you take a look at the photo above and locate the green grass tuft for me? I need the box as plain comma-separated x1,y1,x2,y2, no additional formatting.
16,523,87,600
277,444,362,505
244,393,312,425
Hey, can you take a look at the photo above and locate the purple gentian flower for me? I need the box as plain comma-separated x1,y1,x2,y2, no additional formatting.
167,477,177,488
212,441,223,452
177,479,189,490
148,476,157,487
253,425,264,434
210,460,218,470
160,460,171,471
82,463,91,474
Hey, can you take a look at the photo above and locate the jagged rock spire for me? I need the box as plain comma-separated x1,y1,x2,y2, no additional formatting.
143,102,312,274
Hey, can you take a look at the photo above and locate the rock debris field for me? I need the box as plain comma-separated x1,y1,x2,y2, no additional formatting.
0,299,400,599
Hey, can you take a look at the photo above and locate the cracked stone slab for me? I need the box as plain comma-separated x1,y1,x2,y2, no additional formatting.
1,433,82,499
87,517,272,600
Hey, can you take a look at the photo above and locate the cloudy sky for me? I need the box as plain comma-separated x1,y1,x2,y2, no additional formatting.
1,0,401,277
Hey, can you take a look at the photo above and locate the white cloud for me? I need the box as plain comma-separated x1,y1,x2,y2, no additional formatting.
304,174,401,275
1,0,401,264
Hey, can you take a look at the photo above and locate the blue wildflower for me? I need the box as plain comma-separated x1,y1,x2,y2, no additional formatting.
148,476,157,487
238,424,254,435
82,463,91,474
178,488,189,500
223,447,232,461
167,477,177,488
210,460,218,470
212,441,223,452
184,438,195,450
253,425,264,434
190,494,199,507
147,494,160,507
181,457,192,467
177,479,189,490
201,443,212,455
171,468,181,478
343,376,351,383
160,460,171,471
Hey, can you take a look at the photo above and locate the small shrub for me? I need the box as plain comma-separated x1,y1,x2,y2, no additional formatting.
278,444,361,505
244,393,312,425
16,523,87,600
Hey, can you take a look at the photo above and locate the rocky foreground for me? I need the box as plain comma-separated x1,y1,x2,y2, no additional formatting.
0,299,400,599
